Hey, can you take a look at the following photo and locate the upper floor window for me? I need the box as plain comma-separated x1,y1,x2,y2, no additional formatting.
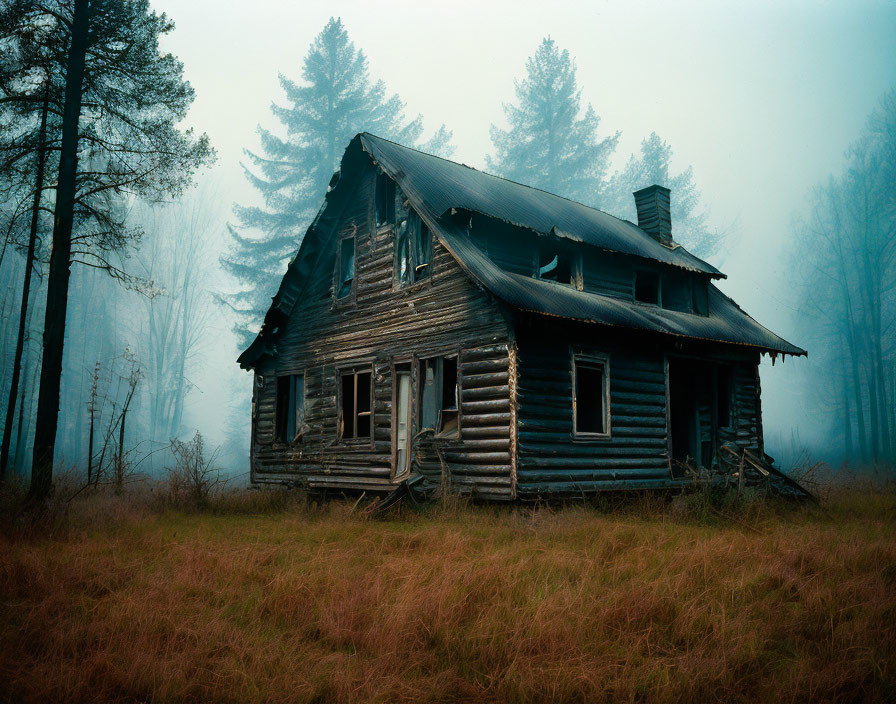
572,354,610,438
395,211,432,287
534,246,578,287
336,236,355,299
634,270,660,305
374,171,395,228
692,278,709,315
275,373,305,443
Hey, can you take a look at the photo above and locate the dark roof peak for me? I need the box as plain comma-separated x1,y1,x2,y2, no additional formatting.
358,133,723,278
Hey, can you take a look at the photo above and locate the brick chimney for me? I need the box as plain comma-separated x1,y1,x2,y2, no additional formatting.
633,185,672,245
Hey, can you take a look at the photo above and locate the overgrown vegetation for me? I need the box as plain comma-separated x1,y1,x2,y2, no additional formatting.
1,480,893,703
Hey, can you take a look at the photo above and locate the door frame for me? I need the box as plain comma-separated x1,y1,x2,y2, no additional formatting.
391,358,414,481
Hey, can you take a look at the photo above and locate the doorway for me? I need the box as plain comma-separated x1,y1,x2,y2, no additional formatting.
668,358,721,474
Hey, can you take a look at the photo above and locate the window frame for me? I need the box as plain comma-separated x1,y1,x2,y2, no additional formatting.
336,362,375,447
273,372,306,445
532,244,582,290
571,351,612,440
391,359,414,481
633,269,662,306
417,351,462,438
691,277,710,316
393,209,433,289
333,230,357,304
374,169,396,231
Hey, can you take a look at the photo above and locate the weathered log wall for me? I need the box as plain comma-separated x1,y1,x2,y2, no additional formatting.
251,166,514,497
513,319,763,497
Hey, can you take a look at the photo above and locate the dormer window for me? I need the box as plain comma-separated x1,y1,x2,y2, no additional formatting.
534,246,578,287
336,236,355,299
634,270,660,305
395,211,432,287
374,171,395,228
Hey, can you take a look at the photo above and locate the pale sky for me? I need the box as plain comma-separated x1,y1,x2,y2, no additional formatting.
152,0,896,455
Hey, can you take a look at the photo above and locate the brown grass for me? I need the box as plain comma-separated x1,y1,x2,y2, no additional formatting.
1,486,894,703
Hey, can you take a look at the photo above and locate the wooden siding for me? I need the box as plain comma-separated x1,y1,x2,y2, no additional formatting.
513,320,763,497
251,166,514,498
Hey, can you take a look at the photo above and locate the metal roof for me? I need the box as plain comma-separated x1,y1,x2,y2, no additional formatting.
360,133,724,277
238,133,805,368
431,218,806,356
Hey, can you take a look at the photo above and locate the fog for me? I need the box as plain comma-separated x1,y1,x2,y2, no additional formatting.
167,0,895,460
3,0,895,481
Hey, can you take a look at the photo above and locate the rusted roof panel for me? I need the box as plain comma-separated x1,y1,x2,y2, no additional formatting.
360,133,723,277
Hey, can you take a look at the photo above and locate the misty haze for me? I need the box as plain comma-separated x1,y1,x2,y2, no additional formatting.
1,1,894,702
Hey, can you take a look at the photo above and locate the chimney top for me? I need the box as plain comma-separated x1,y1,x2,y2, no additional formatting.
633,185,672,246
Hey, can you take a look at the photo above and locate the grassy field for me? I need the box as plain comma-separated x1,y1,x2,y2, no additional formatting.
1,487,894,703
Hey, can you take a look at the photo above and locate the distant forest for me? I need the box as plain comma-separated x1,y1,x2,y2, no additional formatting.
0,5,892,498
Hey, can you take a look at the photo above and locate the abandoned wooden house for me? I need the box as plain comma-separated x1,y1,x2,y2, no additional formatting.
238,133,806,500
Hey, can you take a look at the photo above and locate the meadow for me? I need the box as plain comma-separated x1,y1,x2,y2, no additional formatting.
1,483,894,703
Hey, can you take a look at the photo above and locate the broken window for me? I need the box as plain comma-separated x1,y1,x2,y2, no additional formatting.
573,355,610,436
336,236,355,299
394,210,431,286
274,374,305,443
374,171,395,228
634,270,660,305
339,368,372,440
535,248,574,285
419,355,459,436
716,366,732,428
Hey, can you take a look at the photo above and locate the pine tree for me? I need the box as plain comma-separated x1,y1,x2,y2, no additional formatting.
221,17,454,347
486,37,619,207
607,132,719,259
2,0,215,501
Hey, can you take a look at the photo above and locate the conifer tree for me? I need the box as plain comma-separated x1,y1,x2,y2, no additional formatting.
487,37,619,207
0,0,214,501
221,17,454,346
607,132,719,259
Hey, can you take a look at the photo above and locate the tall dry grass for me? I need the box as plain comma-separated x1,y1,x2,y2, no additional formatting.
0,484,894,703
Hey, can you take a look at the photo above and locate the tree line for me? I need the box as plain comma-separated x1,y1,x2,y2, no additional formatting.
8,5,879,502
791,91,896,465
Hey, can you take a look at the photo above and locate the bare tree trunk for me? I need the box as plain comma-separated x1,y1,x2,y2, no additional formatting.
841,351,854,460
29,0,90,503
1,88,49,482
87,362,99,484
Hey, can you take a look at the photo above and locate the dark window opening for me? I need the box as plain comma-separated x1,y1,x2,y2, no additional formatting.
692,279,709,315
536,249,574,285
573,356,609,436
274,374,305,443
340,369,372,440
717,367,732,428
275,376,290,443
439,356,459,435
395,210,432,286
634,271,660,304
336,237,355,299
375,172,395,228
663,274,692,312
419,355,459,436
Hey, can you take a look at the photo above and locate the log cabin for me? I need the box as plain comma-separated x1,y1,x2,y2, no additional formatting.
238,133,806,500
